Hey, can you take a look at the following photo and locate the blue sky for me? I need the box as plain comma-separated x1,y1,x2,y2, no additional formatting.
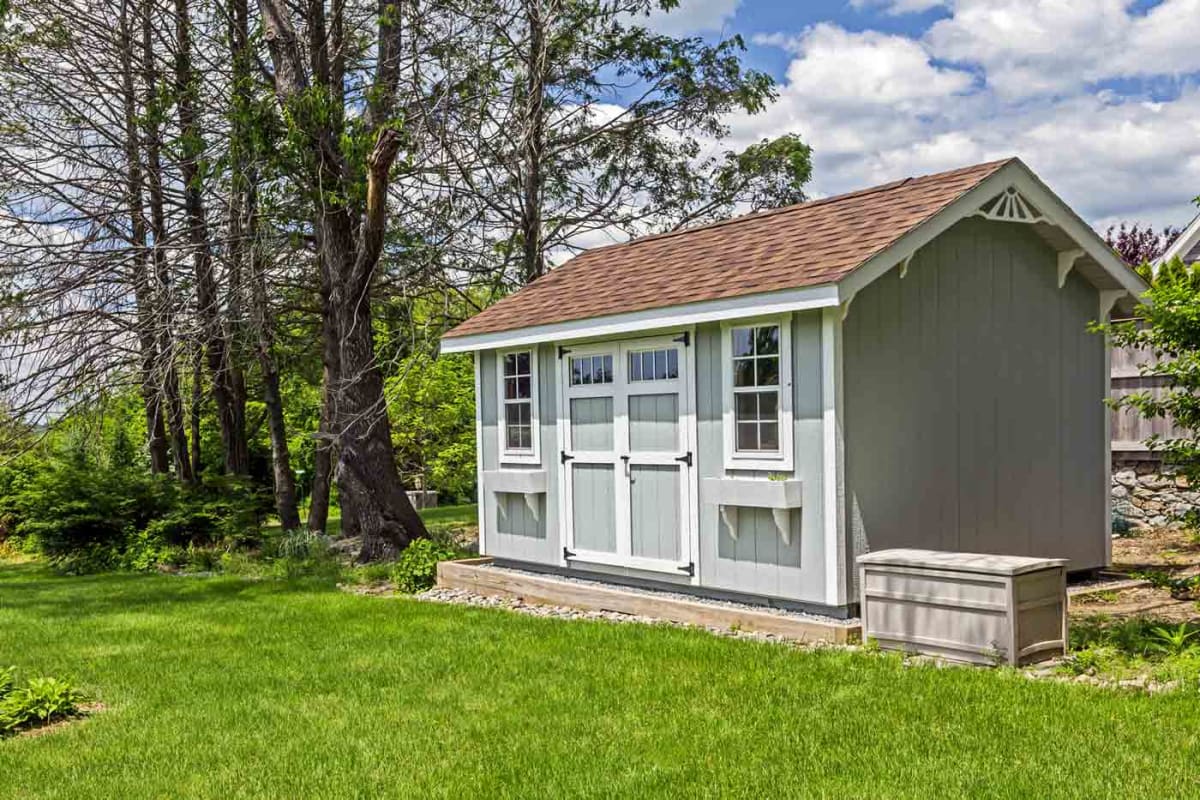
648,0,1200,230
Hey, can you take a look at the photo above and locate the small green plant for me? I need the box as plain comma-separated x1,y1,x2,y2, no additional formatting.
1061,645,1114,676
1147,624,1200,657
0,674,84,735
0,666,15,698
390,538,458,593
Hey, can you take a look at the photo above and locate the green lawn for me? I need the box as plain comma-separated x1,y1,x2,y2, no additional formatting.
2,565,1199,799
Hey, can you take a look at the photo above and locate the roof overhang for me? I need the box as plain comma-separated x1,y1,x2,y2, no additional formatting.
442,159,1150,354
439,283,840,353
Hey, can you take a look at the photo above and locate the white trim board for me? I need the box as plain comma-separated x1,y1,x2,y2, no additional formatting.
440,284,840,353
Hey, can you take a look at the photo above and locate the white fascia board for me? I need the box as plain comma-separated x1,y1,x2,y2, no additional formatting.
1159,211,1200,266
439,283,840,353
838,160,1151,304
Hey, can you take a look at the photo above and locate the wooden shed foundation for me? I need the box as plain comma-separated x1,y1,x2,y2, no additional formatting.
436,558,860,644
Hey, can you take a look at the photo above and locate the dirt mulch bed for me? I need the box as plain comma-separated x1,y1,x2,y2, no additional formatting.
1069,527,1200,623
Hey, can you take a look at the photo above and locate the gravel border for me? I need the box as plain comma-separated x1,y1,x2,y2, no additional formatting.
479,562,859,627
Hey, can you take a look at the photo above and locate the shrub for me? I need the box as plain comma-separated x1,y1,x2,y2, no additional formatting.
390,538,458,593
0,674,83,735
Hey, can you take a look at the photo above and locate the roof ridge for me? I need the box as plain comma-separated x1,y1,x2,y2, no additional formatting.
558,158,1014,266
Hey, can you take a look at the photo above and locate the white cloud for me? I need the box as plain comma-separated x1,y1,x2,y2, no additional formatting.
925,0,1200,98
643,0,740,36
734,22,1200,227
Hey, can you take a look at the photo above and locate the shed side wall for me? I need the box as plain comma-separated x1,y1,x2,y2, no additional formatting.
843,217,1107,575
478,345,561,563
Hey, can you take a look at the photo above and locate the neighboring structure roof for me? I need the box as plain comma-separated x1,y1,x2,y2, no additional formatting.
1159,211,1200,267
445,159,1012,341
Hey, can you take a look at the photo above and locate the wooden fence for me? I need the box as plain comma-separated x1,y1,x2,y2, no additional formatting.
1110,338,1186,461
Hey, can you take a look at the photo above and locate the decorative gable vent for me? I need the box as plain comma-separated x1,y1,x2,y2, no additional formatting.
975,187,1049,224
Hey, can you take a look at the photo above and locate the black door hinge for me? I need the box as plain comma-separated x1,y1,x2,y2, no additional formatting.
673,331,690,347
678,562,695,576
561,450,575,464
558,345,572,359
563,547,576,560
675,452,693,467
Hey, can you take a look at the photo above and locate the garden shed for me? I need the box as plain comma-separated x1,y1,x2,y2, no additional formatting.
442,158,1148,616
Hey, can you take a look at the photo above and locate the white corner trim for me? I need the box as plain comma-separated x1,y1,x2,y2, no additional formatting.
439,284,839,353
473,351,486,556
820,306,846,607
1057,248,1085,289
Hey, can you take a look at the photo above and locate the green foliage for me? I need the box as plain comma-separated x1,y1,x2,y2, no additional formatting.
0,672,83,736
1147,623,1200,656
386,349,476,501
389,537,458,593
1131,568,1200,599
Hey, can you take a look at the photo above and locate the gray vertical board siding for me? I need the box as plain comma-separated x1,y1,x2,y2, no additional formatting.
844,217,1107,573
570,397,614,450
572,463,617,553
628,393,679,451
630,465,681,560
477,345,560,564
695,315,828,603
496,492,546,538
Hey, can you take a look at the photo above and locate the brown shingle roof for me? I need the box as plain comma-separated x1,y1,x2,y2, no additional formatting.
445,158,1013,340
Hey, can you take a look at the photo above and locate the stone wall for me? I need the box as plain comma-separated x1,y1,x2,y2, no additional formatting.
1112,462,1197,531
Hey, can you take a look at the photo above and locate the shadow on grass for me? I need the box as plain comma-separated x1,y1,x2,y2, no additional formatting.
0,562,337,621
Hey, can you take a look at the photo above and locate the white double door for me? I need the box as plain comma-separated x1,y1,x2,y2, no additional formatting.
560,335,694,575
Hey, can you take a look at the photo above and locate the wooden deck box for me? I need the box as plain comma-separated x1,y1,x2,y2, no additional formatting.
857,549,1068,666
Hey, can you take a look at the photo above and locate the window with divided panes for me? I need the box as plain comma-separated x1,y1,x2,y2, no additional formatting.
502,351,534,451
731,325,780,452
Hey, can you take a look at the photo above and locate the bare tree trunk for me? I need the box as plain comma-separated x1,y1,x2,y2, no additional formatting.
119,0,170,474
173,0,248,475
140,0,193,483
307,286,336,534
518,0,550,284
190,344,203,478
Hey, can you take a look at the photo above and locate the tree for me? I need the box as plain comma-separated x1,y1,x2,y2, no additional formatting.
412,0,813,290
254,0,431,558
1105,223,1181,276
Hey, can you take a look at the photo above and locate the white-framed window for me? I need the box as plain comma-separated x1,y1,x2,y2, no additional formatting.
498,348,540,464
722,317,793,471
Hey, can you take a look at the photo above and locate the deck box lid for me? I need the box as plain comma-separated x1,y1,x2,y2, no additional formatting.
856,548,1069,576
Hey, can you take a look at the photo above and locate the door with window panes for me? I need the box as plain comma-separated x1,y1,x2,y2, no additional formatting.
561,335,693,574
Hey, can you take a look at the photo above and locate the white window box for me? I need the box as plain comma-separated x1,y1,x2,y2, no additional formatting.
702,477,803,544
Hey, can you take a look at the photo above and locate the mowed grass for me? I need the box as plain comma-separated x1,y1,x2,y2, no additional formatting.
2,565,1200,800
